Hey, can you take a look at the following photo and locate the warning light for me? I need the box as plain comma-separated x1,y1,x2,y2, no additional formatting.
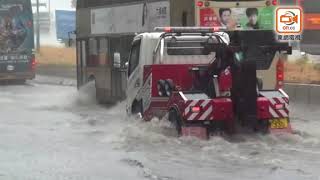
164,27,172,33
197,1,204,7
276,60,284,89
272,0,277,6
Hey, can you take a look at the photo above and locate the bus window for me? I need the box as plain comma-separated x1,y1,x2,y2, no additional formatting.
99,38,108,53
88,38,98,66
128,39,141,77
89,38,98,55
98,38,108,65
182,11,187,26
81,40,87,67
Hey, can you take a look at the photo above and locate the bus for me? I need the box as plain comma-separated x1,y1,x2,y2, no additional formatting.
76,0,290,103
0,0,35,82
76,0,195,103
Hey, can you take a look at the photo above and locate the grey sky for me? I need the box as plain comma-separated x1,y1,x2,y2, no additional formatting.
49,0,73,10
32,0,73,10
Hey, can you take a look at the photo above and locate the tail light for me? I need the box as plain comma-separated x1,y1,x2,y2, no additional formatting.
31,56,36,70
272,0,277,6
275,103,285,110
276,59,284,89
191,106,201,113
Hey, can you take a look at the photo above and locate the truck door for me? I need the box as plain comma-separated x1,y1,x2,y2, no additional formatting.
127,38,142,106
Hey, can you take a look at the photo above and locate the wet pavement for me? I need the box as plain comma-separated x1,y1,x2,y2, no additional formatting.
0,76,319,180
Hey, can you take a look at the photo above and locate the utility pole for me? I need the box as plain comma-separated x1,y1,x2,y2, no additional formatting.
36,0,40,52
48,0,51,17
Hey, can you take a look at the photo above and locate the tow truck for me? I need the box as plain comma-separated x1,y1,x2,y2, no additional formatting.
126,27,292,139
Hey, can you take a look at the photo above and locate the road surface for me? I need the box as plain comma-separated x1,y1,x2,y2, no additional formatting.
0,76,319,180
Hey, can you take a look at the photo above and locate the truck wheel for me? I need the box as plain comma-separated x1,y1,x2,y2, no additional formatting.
132,100,143,116
169,109,182,135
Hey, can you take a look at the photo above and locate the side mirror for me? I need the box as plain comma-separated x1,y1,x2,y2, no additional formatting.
68,31,76,47
68,39,73,47
113,52,121,68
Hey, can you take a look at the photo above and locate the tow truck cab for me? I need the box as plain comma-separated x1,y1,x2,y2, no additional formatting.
126,32,163,114
126,27,292,139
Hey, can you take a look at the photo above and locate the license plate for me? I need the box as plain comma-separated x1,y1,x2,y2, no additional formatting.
270,118,288,129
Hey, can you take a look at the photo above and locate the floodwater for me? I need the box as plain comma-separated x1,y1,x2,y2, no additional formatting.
0,76,319,180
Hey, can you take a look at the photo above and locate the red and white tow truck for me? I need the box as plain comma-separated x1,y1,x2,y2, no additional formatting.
126,27,292,139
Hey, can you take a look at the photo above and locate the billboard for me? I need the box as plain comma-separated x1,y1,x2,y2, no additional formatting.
0,0,34,55
91,1,170,34
199,6,275,30
55,10,76,40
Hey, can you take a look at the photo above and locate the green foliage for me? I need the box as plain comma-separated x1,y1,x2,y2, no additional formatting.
295,56,309,65
314,63,320,71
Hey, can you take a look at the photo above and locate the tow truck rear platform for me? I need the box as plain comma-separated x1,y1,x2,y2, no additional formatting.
127,27,292,139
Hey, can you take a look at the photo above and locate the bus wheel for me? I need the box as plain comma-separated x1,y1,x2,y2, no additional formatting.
169,109,182,136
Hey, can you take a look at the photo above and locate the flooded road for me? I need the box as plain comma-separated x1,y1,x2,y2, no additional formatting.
0,77,319,180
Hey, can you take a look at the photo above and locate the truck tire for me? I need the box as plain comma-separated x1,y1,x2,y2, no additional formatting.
169,109,182,135
132,100,143,116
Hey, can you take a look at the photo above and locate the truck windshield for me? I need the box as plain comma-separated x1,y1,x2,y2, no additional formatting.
161,36,222,64
165,36,221,55
166,41,212,56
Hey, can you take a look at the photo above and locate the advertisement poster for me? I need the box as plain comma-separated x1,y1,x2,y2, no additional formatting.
91,1,170,35
0,0,34,55
200,6,275,30
144,1,170,31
